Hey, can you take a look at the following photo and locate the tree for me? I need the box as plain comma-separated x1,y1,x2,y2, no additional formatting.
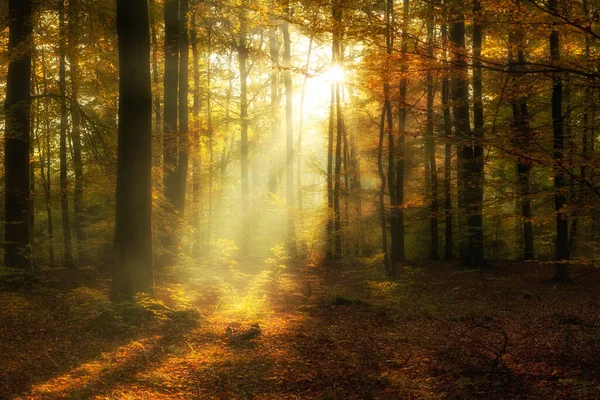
162,0,180,260
441,21,454,262
282,1,297,256
4,0,33,272
508,3,534,261
238,6,250,252
425,0,439,261
59,0,75,270
390,0,409,273
68,0,85,249
177,0,190,215
549,0,569,282
469,0,485,267
112,0,154,298
450,0,484,268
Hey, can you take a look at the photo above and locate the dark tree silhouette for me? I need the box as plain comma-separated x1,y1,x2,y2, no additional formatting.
4,0,33,272
112,0,154,299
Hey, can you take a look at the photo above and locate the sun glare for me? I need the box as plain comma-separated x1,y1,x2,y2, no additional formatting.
325,64,345,83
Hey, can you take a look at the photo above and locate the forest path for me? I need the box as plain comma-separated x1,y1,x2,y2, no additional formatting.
4,261,600,399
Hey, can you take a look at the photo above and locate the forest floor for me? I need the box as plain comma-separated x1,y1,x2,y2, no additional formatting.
1,258,600,399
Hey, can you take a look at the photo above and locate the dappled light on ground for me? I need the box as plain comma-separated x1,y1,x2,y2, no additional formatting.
2,260,600,399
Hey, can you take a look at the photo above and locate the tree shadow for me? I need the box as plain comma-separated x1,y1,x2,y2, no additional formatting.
0,289,200,399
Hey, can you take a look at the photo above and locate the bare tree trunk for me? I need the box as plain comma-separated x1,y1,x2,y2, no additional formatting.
112,0,154,298
268,8,280,196
162,0,179,262
378,105,390,274
177,0,190,216
281,3,297,257
508,9,534,261
191,12,202,258
150,0,162,180
332,3,344,259
297,36,313,212
239,9,250,253
38,64,55,266
59,1,74,270
390,0,408,273
549,0,570,281
568,0,593,259
426,0,439,261
326,22,336,259
441,22,454,262
4,0,33,271
469,0,485,267
68,0,85,253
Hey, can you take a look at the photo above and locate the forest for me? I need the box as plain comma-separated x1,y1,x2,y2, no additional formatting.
1,0,600,398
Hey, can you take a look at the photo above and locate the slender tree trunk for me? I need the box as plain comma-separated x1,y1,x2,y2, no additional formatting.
112,0,154,298
332,3,343,259
68,0,85,252
469,0,485,267
379,105,390,274
268,10,280,196
162,0,179,261
177,0,190,216
426,0,439,261
59,1,75,270
326,27,336,259
207,33,217,245
191,13,202,258
549,0,570,281
150,0,162,178
39,66,55,266
4,0,33,271
450,2,480,268
298,36,313,212
568,0,592,259
509,14,534,261
281,3,297,257
239,9,250,252
29,66,35,268
441,22,454,261
390,0,408,272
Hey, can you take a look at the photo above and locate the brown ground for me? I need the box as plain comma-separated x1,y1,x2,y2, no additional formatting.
1,260,599,399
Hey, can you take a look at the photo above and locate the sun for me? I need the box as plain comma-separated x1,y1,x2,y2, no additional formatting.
325,64,345,83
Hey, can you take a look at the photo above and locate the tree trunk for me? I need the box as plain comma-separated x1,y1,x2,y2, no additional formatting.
239,9,250,252
112,0,154,299
59,1,75,270
450,2,482,268
191,13,202,258
379,105,390,274
268,9,280,196
568,0,592,259
282,3,297,257
509,13,534,261
441,22,454,262
39,65,55,266
150,0,162,176
469,0,485,267
162,0,179,261
426,0,439,261
333,3,343,259
68,0,85,252
298,36,313,212
4,0,33,271
326,18,336,259
177,0,189,216
390,0,408,272
549,0,570,281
